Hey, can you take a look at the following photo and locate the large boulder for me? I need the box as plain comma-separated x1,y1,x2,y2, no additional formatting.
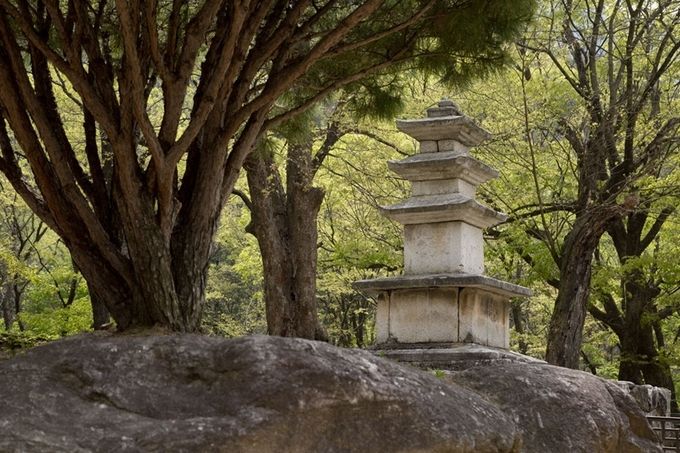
447,364,660,452
0,334,661,452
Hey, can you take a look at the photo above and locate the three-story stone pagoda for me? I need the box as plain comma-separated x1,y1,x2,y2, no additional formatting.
354,100,531,353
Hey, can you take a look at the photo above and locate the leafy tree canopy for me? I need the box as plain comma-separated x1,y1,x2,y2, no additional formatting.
0,0,533,331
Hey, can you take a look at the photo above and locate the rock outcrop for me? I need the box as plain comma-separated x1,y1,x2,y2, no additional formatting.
0,334,661,452
448,363,661,452
611,380,672,416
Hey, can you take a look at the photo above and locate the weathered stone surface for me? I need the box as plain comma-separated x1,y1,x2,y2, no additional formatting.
387,152,498,185
612,381,672,416
412,178,476,198
0,334,661,452
458,288,509,348
404,222,484,274
446,363,662,453
395,116,491,146
0,334,520,453
384,288,459,343
353,273,532,299
381,193,507,227
372,287,511,348
374,344,546,371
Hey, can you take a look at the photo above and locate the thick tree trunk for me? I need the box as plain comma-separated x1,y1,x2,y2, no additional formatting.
77,236,210,333
88,284,110,330
546,206,622,368
617,278,677,411
618,322,677,412
603,211,677,411
617,277,651,384
245,142,325,340
545,231,595,368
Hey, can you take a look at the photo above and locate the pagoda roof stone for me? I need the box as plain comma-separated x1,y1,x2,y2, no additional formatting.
396,115,491,146
388,152,498,185
381,194,506,228
353,273,532,298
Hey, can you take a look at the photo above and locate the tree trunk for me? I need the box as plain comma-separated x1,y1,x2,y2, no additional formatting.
511,299,529,355
546,206,622,368
618,278,677,411
245,141,326,340
88,283,110,330
603,211,677,411
1,283,13,330
11,281,24,331
287,142,326,339
619,319,678,412
617,276,651,384
545,231,595,368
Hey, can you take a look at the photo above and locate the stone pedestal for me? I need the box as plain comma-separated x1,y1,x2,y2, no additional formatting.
354,100,530,350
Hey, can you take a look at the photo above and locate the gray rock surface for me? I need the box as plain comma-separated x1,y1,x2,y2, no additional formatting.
611,381,672,416
447,363,661,453
375,343,545,371
0,334,662,452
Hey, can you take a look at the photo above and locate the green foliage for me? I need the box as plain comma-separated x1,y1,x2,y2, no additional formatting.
315,117,411,346
432,369,446,379
0,330,57,353
347,81,406,120
452,0,680,388
18,296,92,338
202,200,267,337
1,175,93,339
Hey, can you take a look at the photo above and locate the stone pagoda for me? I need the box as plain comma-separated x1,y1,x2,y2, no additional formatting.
354,100,530,355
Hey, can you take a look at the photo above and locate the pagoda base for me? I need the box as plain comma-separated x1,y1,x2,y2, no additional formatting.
354,273,532,350
371,343,544,371
374,286,509,348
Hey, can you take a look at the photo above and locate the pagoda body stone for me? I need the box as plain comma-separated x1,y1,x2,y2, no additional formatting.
354,100,530,350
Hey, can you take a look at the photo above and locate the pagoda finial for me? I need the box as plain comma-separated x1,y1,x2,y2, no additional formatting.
426,98,463,118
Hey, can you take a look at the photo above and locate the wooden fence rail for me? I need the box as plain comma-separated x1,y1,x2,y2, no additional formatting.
648,416,680,452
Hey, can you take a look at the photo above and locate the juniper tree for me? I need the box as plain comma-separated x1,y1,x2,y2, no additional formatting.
0,0,532,332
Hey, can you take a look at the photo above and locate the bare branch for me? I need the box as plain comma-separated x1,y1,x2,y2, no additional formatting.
231,189,252,211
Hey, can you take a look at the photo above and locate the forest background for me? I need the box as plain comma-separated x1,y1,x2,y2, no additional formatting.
0,0,678,411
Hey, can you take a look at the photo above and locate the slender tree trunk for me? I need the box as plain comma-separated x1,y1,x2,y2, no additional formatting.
651,323,678,413
245,151,294,336
511,299,529,355
545,231,596,368
1,283,12,330
287,142,326,339
11,281,24,331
